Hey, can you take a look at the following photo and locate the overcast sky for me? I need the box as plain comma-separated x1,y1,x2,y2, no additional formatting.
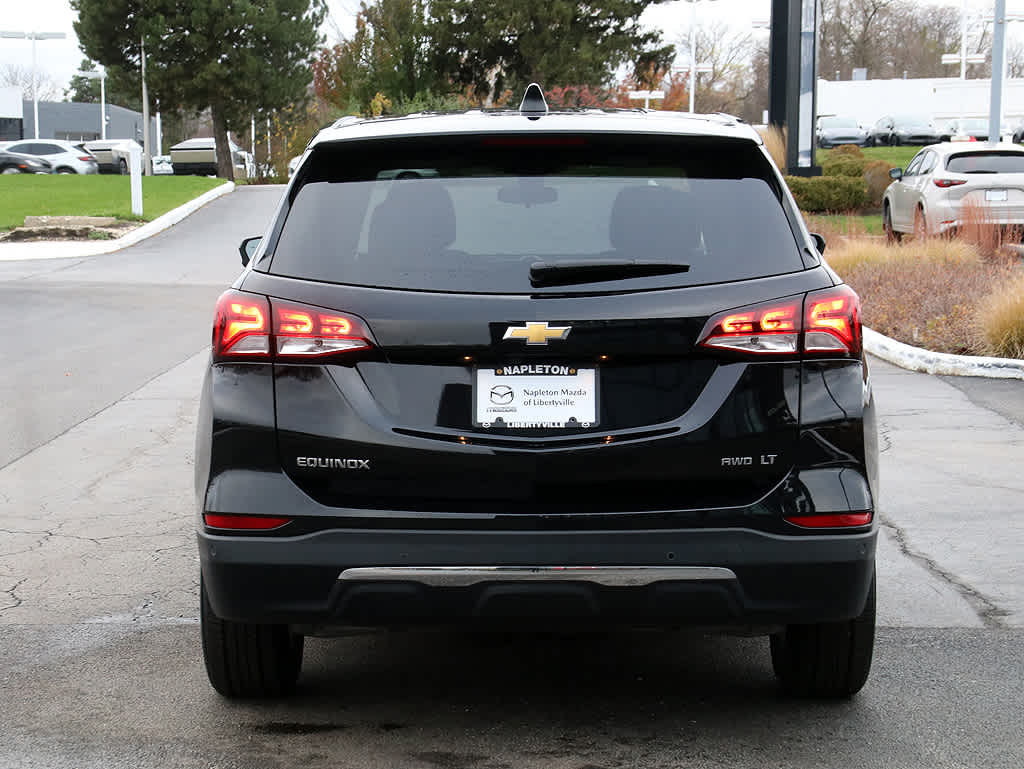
0,0,1017,100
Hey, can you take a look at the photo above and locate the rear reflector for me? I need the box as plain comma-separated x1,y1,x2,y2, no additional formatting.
204,514,291,530
784,512,872,528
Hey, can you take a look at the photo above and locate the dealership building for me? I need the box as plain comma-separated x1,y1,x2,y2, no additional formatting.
0,87,157,147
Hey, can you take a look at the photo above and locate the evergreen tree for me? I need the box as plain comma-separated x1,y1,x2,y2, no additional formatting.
73,0,325,178
427,0,674,103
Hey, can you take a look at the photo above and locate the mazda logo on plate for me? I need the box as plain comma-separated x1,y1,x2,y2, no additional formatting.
490,385,514,405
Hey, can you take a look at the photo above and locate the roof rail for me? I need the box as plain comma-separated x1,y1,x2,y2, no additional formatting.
330,115,362,129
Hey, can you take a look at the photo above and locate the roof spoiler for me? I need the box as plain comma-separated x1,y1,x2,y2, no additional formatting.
519,83,548,118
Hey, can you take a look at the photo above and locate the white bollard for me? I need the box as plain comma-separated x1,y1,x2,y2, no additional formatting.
129,144,143,217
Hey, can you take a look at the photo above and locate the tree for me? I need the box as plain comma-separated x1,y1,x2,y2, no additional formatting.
73,0,326,179
427,0,675,104
64,58,142,110
314,0,441,115
0,63,60,101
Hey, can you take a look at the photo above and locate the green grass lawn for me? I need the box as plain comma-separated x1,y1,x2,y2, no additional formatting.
0,175,226,231
804,213,883,237
819,144,920,171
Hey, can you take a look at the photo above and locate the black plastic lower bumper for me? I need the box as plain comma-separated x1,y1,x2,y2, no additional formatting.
199,526,876,632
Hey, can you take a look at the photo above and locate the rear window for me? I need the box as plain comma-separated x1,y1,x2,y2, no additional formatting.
947,152,1024,174
266,134,805,293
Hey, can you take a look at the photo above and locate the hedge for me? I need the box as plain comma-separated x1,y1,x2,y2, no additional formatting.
820,155,867,178
786,175,868,212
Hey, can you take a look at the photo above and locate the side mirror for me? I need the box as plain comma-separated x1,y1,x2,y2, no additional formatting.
810,232,826,255
238,236,261,267
889,167,903,180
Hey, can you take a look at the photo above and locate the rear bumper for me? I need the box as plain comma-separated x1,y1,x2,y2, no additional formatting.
199,525,876,632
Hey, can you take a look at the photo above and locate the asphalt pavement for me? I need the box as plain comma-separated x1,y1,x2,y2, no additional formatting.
0,186,1022,768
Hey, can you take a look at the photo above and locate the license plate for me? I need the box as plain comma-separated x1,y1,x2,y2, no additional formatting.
986,189,1008,201
474,365,598,428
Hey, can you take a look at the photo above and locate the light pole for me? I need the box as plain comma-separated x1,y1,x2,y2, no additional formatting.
0,30,67,140
77,65,107,139
683,0,716,113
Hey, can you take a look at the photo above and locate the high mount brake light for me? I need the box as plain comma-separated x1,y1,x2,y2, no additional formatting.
212,290,373,361
933,178,967,188
698,285,861,356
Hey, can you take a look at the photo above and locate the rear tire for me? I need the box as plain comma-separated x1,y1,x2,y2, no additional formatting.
883,203,902,244
770,573,875,699
200,576,304,698
119,159,128,175
914,207,928,239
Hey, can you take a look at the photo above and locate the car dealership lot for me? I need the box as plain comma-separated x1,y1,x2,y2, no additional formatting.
0,186,1022,767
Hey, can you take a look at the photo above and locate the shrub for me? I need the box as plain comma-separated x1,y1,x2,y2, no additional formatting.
824,237,1021,355
758,125,787,171
831,144,864,158
977,271,1024,358
863,160,893,208
820,155,866,178
957,199,1024,259
786,175,867,212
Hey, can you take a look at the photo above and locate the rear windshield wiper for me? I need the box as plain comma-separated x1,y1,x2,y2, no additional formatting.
529,259,690,288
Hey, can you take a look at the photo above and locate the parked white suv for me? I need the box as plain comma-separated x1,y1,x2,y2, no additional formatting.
0,140,99,174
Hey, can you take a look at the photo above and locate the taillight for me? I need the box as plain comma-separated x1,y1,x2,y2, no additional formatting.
212,290,270,359
78,156,94,162
805,285,861,355
273,301,372,358
933,178,967,188
204,513,291,530
698,285,861,357
211,289,373,361
784,512,872,528
698,298,801,354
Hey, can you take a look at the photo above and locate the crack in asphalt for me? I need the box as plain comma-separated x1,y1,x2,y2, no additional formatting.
880,514,1009,628
0,577,28,613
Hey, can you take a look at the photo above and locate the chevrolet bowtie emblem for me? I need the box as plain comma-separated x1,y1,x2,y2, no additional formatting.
503,322,571,345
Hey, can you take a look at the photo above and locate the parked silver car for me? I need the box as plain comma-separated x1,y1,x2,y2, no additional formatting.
0,139,98,174
882,142,1024,240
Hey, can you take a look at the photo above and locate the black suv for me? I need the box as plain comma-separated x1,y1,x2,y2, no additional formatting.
196,86,878,700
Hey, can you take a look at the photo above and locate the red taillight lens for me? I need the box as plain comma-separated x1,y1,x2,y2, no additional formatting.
204,514,291,530
784,512,872,528
699,299,801,354
805,285,861,355
698,286,861,357
272,300,371,358
78,156,94,162
211,291,373,361
212,290,271,360
933,178,967,188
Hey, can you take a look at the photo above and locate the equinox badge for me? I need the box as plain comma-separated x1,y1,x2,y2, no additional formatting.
503,322,571,345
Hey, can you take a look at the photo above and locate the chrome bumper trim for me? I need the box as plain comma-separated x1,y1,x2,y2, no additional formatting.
338,566,738,588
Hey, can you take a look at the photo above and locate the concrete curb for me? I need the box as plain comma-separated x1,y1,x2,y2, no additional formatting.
864,327,1024,379
0,181,235,262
